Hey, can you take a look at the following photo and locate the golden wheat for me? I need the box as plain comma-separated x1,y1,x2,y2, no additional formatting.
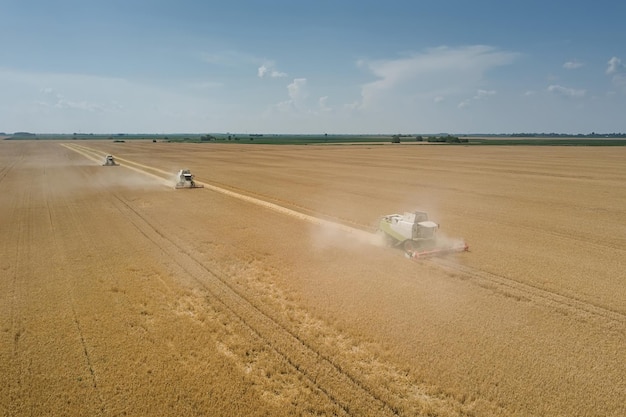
1,140,624,416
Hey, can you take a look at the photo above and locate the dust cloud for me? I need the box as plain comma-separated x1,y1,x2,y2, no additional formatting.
308,220,385,252
104,167,171,189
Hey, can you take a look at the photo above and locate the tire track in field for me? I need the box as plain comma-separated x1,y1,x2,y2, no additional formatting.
109,193,406,416
5,181,30,417
430,257,626,326
1,145,38,415
451,209,626,254
63,144,625,328
60,143,172,186
197,178,374,232
63,143,470,415
42,180,107,415
0,159,17,185
62,143,374,239
0,149,25,186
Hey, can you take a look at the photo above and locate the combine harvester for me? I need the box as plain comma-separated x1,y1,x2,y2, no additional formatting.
102,155,120,166
175,169,204,189
377,210,468,259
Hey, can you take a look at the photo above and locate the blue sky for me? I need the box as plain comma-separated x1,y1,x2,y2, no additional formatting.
1,0,625,134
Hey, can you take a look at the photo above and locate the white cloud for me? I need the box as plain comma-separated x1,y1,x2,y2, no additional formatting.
257,62,287,78
0,67,223,133
287,78,307,101
606,57,626,92
36,86,112,112
606,56,622,74
547,84,586,98
355,45,518,109
257,65,269,78
457,89,496,109
275,78,309,112
319,96,331,112
611,73,626,92
288,78,307,101
473,89,496,99
563,60,583,70
257,65,268,78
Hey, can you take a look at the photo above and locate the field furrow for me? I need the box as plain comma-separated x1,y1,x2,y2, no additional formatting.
45,189,109,414
2,140,625,417
431,258,626,325
66,143,626,326
108,193,433,416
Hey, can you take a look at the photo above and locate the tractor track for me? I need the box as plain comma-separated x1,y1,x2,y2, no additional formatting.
452,209,626,254
195,178,373,232
110,193,404,416
0,151,24,186
0,144,30,416
5,182,29,417
428,257,626,326
63,143,626,330
43,174,107,415
63,142,474,415
62,143,373,238
0,161,15,186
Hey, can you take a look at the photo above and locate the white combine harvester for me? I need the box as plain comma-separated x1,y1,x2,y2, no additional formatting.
175,169,204,189
102,155,119,166
378,210,468,259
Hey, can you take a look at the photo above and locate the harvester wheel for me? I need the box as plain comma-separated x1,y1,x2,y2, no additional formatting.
403,240,416,252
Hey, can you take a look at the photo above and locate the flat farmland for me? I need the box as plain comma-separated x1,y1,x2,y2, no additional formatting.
1,140,624,417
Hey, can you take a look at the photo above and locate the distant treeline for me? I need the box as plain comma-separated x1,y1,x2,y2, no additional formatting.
3,131,626,146
509,132,626,138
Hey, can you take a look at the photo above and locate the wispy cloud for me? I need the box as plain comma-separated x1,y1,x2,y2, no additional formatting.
563,60,583,69
287,78,307,103
606,56,623,74
37,86,118,112
606,56,626,92
318,96,331,112
355,45,518,109
547,84,586,98
275,78,308,112
0,67,222,132
458,89,496,109
473,89,496,99
257,62,287,78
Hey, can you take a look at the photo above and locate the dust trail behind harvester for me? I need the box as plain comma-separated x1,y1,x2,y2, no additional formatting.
61,143,172,189
61,143,464,257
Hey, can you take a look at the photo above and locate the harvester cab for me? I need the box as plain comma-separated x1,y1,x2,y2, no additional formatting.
175,169,204,189
102,155,119,166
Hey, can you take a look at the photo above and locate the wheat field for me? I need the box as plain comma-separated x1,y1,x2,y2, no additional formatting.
1,140,624,416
